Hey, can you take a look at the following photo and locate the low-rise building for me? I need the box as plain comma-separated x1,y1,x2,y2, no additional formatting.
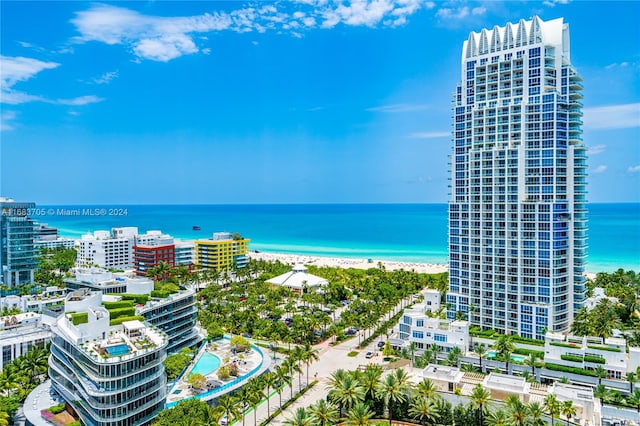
49,289,168,426
0,312,51,371
34,223,75,250
0,286,67,313
421,364,463,392
195,232,249,272
390,300,470,354
583,287,619,311
549,382,602,426
544,332,629,379
266,264,328,293
174,239,195,267
482,373,531,402
133,244,176,277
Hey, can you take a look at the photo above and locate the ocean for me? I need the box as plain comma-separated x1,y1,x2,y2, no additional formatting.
39,203,639,273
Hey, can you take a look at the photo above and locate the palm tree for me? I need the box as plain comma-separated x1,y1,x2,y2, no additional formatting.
308,399,339,426
628,372,637,394
485,409,509,426
527,402,546,426
217,395,241,426
474,343,487,373
262,372,278,417
274,364,291,408
505,395,528,426
375,371,410,425
409,342,418,366
247,379,265,426
446,346,462,368
330,375,365,417
415,378,439,401
283,407,312,426
409,397,441,426
560,400,577,426
285,356,302,396
344,402,374,426
360,364,383,401
544,393,561,426
494,334,515,374
302,343,319,385
468,383,491,426
595,365,608,385
593,384,609,400
525,353,538,378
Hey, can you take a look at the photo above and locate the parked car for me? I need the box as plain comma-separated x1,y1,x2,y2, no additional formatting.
377,341,385,348
365,351,374,359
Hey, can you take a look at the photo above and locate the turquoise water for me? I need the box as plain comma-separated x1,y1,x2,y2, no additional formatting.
486,351,526,363
40,203,639,272
105,344,130,357
191,352,221,376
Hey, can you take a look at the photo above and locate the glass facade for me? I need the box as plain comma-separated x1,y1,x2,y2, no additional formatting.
447,17,587,339
0,200,37,286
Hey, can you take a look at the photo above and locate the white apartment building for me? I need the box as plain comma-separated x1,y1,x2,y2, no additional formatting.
391,298,470,354
447,16,587,339
0,312,51,371
78,227,139,270
0,286,67,313
174,239,195,266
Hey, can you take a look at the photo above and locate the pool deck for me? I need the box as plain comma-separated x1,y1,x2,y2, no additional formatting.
165,338,271,407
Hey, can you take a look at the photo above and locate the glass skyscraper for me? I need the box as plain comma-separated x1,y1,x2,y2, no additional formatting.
0,197,37,287
446,17,587,339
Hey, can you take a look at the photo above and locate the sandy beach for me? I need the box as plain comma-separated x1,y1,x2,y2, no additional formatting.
247,251,449,274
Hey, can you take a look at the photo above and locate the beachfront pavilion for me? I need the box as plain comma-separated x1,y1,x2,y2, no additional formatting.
266,264,328,294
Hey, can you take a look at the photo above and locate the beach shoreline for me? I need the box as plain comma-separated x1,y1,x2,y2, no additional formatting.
248,251,449,274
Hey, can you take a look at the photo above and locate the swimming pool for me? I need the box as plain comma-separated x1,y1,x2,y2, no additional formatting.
105,344,130,357
191,353,221,376
486,351,526,363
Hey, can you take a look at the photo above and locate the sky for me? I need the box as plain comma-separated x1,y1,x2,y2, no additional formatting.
1,0,639,204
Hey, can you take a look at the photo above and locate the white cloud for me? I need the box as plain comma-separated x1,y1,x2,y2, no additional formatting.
628,165,640,173
70,1,429,61
587,144,606,155
543,0,570,6
436,7,469,20
592,165,607,174
583,103,640,130
1,55,103,106
1,110,17,131
471,7,486,15
367,103,431,113
91,70,118,84
409,131,450,139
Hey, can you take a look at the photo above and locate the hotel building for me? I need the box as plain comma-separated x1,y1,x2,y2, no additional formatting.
49,290,168,426
446,17,587,338
78,227,139,270
0,197,38,286
34,223,75,250
195,232,250,272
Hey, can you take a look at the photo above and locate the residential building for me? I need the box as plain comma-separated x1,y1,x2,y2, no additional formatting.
174,239,195,267
34,223,75,250
195,232,249,272
390,300,470,354
544,332,633,380
583,287,619,311
0,197,38,286
0,286,67,313
64,268,202,353
548,382,602,425
48,290,168,426
78,228,139,270
0,312,51,371
421,364,464,392
133,244,175,277
446,16,587,339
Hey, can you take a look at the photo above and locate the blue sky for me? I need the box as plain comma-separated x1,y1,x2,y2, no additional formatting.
1,0,639,204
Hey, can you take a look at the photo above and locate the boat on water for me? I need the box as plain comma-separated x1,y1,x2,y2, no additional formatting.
192,225,201,231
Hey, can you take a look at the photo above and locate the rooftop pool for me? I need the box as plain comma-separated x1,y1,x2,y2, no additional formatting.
105,344,130,357
191,352,221,376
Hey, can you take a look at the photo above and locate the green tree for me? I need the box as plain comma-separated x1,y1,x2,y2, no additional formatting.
308,399,339,426
560,400,577,426
485,409,509,426
446,346,462,368
344,402,375,426
274,364,291,409
628,372,637,394
154,399,221,426
375,370,410,425
261,372,277,418
570,307,592,336
595,365,608,385
330,375,365,417
505,395,528,426
468,383,491,426
217,395,241,426
409,397,441,426
302,343,319,385
493,334,515,374
527,402,546,426
473,343,487,373
415,378,439,401
543,394,561,426
187,373,207,391
283,407,312,426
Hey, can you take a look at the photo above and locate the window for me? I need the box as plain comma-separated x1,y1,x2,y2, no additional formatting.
434,334,447,343
412,331,424,339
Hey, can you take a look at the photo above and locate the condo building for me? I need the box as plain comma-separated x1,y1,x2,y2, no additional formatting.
446,17,587,339
49,290,168,426
195,232,250,272
34,223,75,250
78,227,139,270
0,197,38,286
0,312,51,371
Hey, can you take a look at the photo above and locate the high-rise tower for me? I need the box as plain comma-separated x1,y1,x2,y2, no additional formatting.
446,17,587,339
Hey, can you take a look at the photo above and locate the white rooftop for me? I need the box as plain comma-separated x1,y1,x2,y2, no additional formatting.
422,364,464,383
266,264,328,290
483,372,530,394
